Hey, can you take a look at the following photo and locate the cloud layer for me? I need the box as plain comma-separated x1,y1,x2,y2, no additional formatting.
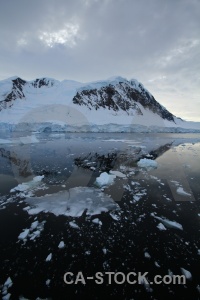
0,0,200,120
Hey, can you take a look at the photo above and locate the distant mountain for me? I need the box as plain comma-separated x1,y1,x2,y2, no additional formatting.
0,76,199,132
0,77,59,111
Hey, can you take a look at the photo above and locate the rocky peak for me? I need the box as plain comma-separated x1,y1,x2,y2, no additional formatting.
30,78,57,88
73,78,175,122
0,77,26,111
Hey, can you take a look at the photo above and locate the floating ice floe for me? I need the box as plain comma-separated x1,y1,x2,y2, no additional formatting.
18,220,45,242
92,218,102,226
95,172,116,187
58,241,65,249
155,261,160,268
1,277,13,300
176,187,191,197
170,180,180,186
30,220,39,230
180,268,192,280
146,154,153,158
2,293,11,300
109,170,126,178
46,279,51,286
131,181,140,186
25,187,119,217
109,212,121,221
69,221,80,229
144,252,151,259
18,229,29,240
10,176,44,194
4,277,13,288
132,191,147,203
157,222,167,231
137,158,158,169
151,213,183,230
102,248,107,254
45,253,52,262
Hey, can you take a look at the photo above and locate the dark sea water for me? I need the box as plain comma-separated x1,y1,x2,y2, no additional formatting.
0,132,200,300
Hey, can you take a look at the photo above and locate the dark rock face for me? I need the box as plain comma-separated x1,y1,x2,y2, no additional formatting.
0,77,56,112
73,84,143,115
73,80,175,122
31,78,55,88
0,77,26,111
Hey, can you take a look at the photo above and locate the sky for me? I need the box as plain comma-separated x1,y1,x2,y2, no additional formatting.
0,0,199,121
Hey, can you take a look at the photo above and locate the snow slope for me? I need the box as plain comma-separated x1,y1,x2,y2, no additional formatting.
0,76,199,132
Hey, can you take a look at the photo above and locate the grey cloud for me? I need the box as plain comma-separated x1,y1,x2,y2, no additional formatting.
0,0,199,120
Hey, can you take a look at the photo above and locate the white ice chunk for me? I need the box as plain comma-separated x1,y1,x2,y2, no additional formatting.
23,206,30,211
92,218,102,226
102,248,107,254
10,176,44,193
4,277,13,288
137,158,158,169
146,154,153,158
131,181,140,186
69,221,79,229
95,172,116,187
157,223,167,231
180,268,192,280
18,221,45,242
176,187,191,196
144,252,151,259
109,212,120,221
170,180,180,186
109,170,126,178
25,187,119,217
58,241,65,249
133,194,143,202
151,213,183,230
45,253,52,262
155,261,160,268
46,279,51,286
18,229,30,240
30,220,39,230
30,230,41,240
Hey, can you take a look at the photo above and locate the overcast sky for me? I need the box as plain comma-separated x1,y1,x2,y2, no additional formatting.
0,0,199,121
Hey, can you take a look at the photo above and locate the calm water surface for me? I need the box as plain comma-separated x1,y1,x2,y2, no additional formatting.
0,132,200,299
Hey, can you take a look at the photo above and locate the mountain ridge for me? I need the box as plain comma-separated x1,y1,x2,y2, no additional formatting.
0,76,199,132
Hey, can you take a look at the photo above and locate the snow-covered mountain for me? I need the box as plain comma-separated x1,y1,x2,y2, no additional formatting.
0,76,199,132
